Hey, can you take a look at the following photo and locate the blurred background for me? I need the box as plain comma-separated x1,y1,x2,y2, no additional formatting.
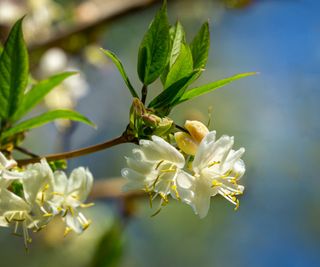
0,0,320,266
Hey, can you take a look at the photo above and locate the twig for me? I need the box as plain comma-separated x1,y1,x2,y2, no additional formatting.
141,84,148,104
14,146,39,158
17,133,136,166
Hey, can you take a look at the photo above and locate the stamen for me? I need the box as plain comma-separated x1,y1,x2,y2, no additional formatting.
64,227,72,237
80,203,95,208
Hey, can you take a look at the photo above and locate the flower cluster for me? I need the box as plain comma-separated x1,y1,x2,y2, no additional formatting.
0,154,93,248
122,120,245,218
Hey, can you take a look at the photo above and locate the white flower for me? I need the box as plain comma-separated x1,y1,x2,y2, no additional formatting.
0,153,24,188
176,131,245,218
0,159,55,247
122,135,185,203
49,167,94,235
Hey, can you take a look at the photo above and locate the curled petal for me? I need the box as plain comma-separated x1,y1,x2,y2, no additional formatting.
67,167,93,203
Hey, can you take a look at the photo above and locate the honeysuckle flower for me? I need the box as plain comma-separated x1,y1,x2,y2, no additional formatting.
0,159,55,247
49,167,94,235
176,131,245,218
122,135,185,203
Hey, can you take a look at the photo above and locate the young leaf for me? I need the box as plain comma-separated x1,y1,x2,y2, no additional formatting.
12,72,77,122
161,22,186,85
137,1,170,85
164,43,193,89
148,70,200,112
177,72,257,104
0,18,28,120
1,110,95,139
190,22,210,70
101,48,138,98
169,21,186,68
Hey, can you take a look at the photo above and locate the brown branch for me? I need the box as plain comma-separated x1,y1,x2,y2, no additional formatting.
17,133,135,166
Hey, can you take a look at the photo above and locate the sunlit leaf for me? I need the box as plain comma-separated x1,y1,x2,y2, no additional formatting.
164,43,193,89
0,17,28,120
101,49,138,98
1,110,95,139
149,70,201,115
178,72,257,104
169,21,186,68
190,21,210,70
13,72,76,121
137,1,170,85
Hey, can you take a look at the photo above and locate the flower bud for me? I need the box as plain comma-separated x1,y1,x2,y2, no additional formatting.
174,132,198,156
153,117,173,136
142,114,161,127
184,120,209,143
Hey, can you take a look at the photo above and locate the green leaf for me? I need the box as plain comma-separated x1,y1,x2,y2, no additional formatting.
12,72,76,121
101,49,138,98
178,72,257,104
0,17,29,120
190,22,210,70
137,1,170,85
169,21,185,68
161,22,186,85
149,70,201,113
1,110,95,139
164,43,193,89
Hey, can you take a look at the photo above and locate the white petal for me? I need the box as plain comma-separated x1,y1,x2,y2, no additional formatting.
53,170,68,194
64,213,83,234
140,136,185,167
126,155,153,174
193,193,212,219
0,153,17,169
193,134,233,172
0,189,30,214
67,167,93,203
121,168,150,192
175,171,196,204
221,148,245,173
23,159,54,204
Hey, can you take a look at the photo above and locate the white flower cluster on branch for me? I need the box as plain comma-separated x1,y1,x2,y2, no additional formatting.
0,154,93,248
122,120,245,218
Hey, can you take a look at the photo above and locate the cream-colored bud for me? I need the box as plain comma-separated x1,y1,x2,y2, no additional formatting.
174,132,198,156
184,120,209,143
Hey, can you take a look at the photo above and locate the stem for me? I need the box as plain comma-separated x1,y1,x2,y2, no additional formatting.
141,84,148,104
15,147,39,158
175,124,188,133
17,133,135,166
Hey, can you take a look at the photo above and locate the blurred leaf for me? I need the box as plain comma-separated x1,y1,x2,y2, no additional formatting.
137,1,170,85
0,45,3,55
91,222,124,267
165,43,193,89
190,22,210,70
149,70,201,114
178,72,257,104
101,49,138,98
0,17,28,120
13,72,76,121
1,110,95,139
